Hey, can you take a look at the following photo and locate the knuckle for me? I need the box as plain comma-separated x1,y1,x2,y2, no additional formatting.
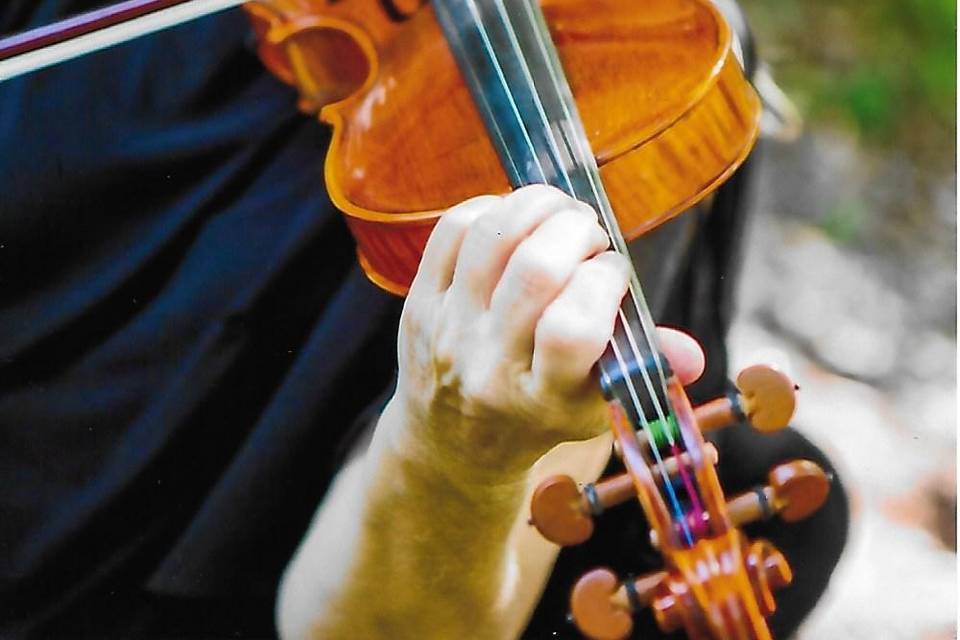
512,245,567,295
512,183,566,201
432,337,456,373
575,200,599,219
587,252,631,286
461,212,508,253
561,208,605,241
472,207,504,237
537,305,608,357
508,184,578,215
439,195,499,233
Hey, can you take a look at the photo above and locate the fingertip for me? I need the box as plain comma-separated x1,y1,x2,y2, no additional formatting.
575,199,598,217
656,327,706,385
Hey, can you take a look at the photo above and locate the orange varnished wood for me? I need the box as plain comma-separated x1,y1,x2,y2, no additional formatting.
727,461,831,527
529,444,719,547
652,531,770,639
744,540,792,617
769,459,831,522
244,0,761,293
692,396,738,432
727,486,776,527
560,371,829,640
694,364,797,433
570,569,638,640
529,475,595,547
571,569,668,640
736,365,797,433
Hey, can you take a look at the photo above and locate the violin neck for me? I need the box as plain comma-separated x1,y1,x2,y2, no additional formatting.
434,0,674,425
0,0,246,81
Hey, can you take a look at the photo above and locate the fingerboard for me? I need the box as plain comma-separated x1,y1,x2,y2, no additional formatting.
434,0,674,432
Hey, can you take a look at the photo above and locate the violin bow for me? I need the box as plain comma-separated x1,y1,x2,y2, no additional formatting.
0,0,246,81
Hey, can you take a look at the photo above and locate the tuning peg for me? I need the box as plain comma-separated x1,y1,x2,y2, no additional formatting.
570,568,665,640
693,364,797,433
528,475,602,547
530,444,719,546
727,459,831,527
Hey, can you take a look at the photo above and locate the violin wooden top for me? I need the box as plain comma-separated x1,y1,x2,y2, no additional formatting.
245,0,760,293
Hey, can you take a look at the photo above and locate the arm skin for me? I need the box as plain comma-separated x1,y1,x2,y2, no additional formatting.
276,185,705,640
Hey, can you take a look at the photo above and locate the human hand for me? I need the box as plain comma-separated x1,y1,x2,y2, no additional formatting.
384,185,705,486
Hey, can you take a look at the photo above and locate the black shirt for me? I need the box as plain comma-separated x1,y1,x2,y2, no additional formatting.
1,5,402,636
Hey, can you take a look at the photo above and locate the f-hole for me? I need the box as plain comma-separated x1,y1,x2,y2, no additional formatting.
379,0,426,22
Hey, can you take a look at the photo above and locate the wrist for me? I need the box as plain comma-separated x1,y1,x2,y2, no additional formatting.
373,394,530,504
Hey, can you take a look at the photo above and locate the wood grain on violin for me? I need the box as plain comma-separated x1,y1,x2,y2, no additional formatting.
245,0,760,294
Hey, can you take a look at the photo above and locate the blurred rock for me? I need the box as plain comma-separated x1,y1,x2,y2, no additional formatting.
754,130,957,337
739,219,908,382
728,127,956,639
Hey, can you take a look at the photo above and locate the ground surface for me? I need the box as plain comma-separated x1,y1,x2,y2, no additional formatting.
730,132,956,639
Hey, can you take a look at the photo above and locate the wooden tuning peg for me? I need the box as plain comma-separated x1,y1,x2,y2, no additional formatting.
727,459,831,527
693,364,797,433
736,365,797,432
569,568,665,640
530,445,719,546
529,475,596,547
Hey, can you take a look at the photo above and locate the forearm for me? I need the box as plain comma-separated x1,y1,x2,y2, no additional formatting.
277,397,612,640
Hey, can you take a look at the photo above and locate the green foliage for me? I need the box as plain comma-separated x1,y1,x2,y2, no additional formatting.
819,198,869,244
741,0,956,171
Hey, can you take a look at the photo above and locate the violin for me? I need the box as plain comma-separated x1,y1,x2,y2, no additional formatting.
0,2,831,638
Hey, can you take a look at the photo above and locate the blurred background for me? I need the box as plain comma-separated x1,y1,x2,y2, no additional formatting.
734,1,956,637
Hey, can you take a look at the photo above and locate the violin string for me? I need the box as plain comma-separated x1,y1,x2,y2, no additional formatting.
485,1,665,443
493,0,703,542
608,331,695,545
437,6,523,184
615,303,705,530
457,1,641,422
487,0,576,196
618,306,705,531
456,1,642,435
514,0,705,536
520,0,710,519
461,0,549,184
492,0,665,425
446,0,703,546
516,0,682,437
454,0,702,543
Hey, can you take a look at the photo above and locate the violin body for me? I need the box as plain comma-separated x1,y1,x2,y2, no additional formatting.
244,0,759,293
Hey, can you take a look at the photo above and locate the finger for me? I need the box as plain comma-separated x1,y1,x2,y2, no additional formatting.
530,251,631,394
656,326,705,386
409,195,500,297
448,184,586,309
489,208,610,358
